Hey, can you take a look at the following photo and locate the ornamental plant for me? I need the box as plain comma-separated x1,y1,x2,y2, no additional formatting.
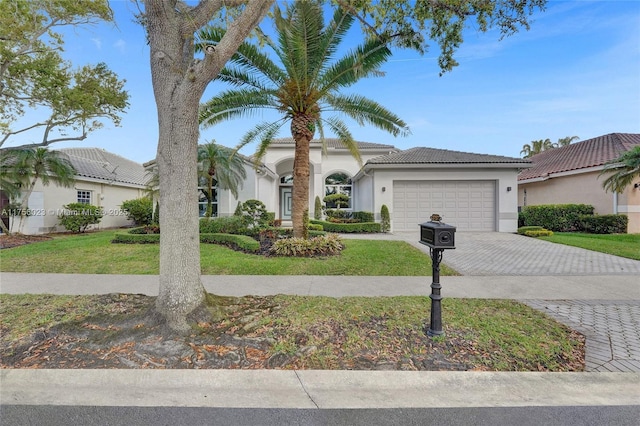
58,203,102,233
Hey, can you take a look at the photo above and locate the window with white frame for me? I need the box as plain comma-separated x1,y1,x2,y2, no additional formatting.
198,176,218,217
324,173,352,209
77,190,92,204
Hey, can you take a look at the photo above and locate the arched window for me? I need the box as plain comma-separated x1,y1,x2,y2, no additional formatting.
280,173,294,185
324,172,352,209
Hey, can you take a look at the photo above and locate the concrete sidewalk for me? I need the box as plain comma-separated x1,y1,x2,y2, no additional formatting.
2,272,638,300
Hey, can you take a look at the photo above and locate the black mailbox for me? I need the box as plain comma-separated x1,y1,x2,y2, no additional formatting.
419,215,456,249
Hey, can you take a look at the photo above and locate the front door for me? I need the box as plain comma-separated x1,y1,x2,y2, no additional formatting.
280,187,292,220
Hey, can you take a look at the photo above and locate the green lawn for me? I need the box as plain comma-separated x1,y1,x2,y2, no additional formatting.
0,230,455,276
540,232,640,260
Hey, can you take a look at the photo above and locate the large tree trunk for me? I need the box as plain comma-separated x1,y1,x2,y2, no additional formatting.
154,90,205,333
145,0,273,333
291,114,315,239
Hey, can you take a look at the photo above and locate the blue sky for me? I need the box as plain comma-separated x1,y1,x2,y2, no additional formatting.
8,0,640,164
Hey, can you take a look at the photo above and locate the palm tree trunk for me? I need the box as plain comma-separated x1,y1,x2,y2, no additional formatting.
292,136,310,239
17,177,37,234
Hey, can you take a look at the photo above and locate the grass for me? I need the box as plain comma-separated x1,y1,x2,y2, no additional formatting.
0,230,456,276
539,232,640,260
0,293,584,371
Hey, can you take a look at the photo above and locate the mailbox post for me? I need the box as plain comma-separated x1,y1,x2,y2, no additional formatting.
419,214,456,337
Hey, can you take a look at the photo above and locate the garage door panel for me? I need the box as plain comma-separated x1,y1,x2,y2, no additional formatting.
393,180,495,232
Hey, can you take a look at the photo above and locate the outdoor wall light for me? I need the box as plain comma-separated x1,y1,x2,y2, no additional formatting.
382,186,386,192
507,186,512,192
634,182,640,189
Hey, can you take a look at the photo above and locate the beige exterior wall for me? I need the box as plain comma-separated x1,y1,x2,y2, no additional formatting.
518,170,640,233
16,178,145,234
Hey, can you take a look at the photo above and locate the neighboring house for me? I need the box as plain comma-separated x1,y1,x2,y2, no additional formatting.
7,148,147,234
165,138,529,233
517,133,640,233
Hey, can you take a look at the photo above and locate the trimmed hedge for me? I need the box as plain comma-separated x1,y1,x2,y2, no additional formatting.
112,233,160,244
310,219,381,233
520,204,594,232
579,214,628,234
517,226,544,235
523,229,554,237
112,231,260,252
352,211,374,223
199,216,248,234
199,233,260,252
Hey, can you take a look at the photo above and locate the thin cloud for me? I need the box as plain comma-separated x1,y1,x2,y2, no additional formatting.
114,39,126,54
91,38,102,50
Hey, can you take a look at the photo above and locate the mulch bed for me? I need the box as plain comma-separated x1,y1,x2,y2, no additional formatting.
0,234,53,249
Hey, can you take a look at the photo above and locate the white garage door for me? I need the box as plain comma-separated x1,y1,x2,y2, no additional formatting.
393,181,496,232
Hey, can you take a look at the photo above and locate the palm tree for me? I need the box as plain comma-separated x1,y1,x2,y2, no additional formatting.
3,147,76,233
198,1,409,237
520,139,555,158
555,135,579,147
600,145,640,193
197,141,247,218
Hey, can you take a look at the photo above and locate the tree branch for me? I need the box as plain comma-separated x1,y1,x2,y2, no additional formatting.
198,1,273,86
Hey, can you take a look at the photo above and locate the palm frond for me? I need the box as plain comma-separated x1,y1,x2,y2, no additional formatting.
324,93,410,137
319,38,392,90
322,116,362,166
199,89,278,128
599,146,640,193
235,120,287,162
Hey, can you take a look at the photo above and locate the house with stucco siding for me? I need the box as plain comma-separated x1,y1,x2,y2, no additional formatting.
2,148,147,234
517,133,640,233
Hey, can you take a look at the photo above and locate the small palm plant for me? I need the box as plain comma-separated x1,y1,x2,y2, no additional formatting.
1,147,76,234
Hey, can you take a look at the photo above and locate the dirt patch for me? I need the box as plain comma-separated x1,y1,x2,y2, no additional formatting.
0,294,585,371
0,234,53,249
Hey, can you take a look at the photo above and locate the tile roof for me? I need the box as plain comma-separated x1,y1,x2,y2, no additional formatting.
366,147,531,165
59,148,147,186
518,133,640,181
269,137,397,150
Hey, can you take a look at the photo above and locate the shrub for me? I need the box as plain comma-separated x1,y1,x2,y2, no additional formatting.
234,201,243,216
113,231,260,252
58,203,103,233
128,225,160,234
199,216,248,234
324,209,351,220
112,233,160,244
520,204,594,232
523,229,554,237
241,199,269,228
308,223,323,231
380,204,390,233
270,234,343,257
310,219,381,233
579,214,628,234
517,226,544,235
323,193,349,209
352,211,374,223
314,196,322,220
121,197,153,226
